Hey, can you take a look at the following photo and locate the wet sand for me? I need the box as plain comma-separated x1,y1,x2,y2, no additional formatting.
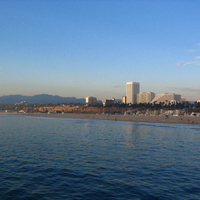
1,112,200,124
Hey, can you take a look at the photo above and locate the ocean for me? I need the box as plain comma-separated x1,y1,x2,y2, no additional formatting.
0,115,200,200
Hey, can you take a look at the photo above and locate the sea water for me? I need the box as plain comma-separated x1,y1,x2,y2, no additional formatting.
0,115,200,200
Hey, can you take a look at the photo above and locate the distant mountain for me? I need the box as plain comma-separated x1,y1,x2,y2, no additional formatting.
0,94,85,104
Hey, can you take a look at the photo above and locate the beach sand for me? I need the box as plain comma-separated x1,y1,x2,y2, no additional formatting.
1,112,200,124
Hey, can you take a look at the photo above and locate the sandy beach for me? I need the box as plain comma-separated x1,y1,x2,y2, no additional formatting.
1,112,200,124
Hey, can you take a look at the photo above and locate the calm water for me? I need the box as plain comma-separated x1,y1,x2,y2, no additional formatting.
0,115,200,200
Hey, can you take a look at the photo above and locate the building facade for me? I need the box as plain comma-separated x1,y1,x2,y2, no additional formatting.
126,82,140,104
85,96,97,105
121,96,127,104
102,98,115,106
151,93,181,104
137,92,155,103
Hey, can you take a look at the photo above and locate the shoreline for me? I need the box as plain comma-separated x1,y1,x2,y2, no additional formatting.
1,112,200,125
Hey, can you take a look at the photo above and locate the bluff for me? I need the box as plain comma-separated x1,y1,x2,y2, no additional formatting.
36,106,128,114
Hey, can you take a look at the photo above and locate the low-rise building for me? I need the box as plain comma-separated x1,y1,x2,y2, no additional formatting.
137,92,155,103
102,98,115,106
85,96,97,105
122,96,127,104
151,93,181,104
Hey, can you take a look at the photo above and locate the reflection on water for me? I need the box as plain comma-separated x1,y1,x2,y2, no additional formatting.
0,115,200,200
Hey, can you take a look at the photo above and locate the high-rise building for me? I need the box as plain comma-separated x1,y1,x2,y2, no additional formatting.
126,82,140,104
137,92,155,103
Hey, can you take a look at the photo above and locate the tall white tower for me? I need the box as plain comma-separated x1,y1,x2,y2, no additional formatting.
126,82,140,104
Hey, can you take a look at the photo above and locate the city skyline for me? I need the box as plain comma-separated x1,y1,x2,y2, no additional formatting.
1,1,200,101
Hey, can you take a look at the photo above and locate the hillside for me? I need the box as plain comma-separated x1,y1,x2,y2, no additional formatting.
0,94,85,104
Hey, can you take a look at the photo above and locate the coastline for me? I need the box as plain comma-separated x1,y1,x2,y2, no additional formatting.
1,112,200,124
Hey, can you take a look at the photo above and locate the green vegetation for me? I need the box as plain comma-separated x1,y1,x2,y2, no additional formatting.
1,101,200,115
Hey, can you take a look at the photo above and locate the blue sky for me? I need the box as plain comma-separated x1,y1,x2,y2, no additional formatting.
0,0,200,101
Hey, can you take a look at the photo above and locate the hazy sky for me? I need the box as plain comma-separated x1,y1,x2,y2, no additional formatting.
1,0,200,101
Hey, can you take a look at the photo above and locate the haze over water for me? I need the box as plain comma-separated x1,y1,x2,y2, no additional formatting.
0,115,200,199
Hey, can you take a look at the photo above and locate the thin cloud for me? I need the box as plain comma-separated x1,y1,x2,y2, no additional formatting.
188,43,200,52
188,49,198,52
183,61,200,66
177,61,200,66
176,61,184,66
178,43,200,66
168,87,200,93
113,85,125,88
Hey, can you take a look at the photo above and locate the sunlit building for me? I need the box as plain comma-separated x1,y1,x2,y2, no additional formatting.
181,97,186,102
137,92,155,103
151,93,181,104
102,98,115,106
126,82,140,104
85,96,97,105
122,96,127,104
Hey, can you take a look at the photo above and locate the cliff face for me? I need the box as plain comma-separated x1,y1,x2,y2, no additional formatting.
36,106,128,114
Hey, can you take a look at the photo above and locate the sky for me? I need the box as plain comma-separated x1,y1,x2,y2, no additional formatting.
0,0,200,101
